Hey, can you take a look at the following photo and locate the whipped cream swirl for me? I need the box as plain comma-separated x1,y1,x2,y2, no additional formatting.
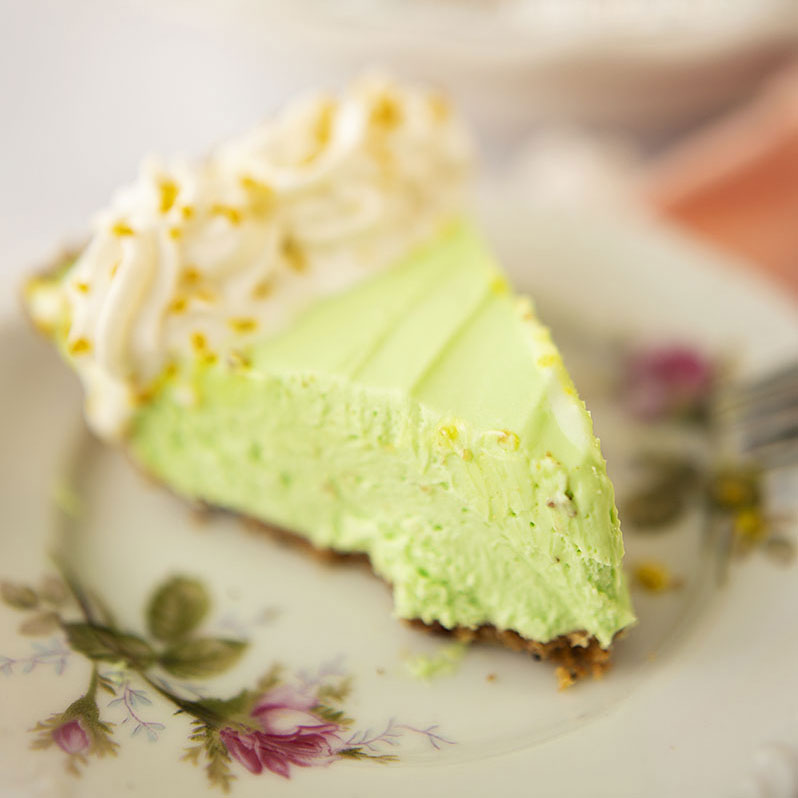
35,75,472,438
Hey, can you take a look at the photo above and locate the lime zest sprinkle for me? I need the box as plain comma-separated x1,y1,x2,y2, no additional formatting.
158,178,179,214
537,354,557,368
190,332,208,353
181,266,201,285
370,93,402,129
68,337,92,355
282,238,307,273
211,204,243,225
228,317,258,334
111,221,135,237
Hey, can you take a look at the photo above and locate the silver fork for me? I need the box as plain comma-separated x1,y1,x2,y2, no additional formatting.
715,361,798,470
714,361,798,520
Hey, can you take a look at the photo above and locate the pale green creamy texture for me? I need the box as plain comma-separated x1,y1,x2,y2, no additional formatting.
406,642,468,681
35,223,635,647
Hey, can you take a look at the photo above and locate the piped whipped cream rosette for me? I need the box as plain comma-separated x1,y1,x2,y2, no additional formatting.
29,75,472,438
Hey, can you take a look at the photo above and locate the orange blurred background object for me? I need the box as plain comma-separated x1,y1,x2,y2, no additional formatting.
644,62,798,300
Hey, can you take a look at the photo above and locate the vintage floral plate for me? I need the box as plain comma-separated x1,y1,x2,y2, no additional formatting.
1,203,796,797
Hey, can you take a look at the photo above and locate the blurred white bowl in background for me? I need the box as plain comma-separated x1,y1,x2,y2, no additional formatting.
154,0,798,144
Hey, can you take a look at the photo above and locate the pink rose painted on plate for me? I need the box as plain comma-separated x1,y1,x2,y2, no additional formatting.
622,344,714,420
52,718,90,754
221,685,342,779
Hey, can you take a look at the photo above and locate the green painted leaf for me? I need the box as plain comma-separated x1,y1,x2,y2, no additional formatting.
97,674,118,695
186,723,236,792
254,664,283,693
159,638,246,679
38,576,69,606
1,581,38,610
64,623,155,669
146,577,210,642
623,488,685,529
197,689,254,721
337,748,397,763
313,705,353,726
18,611,60,637
316,676,352,704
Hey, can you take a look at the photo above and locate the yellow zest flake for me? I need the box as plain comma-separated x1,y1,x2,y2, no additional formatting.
168,226,182,240
74,281,90,294
228,317,258,334
135,387,155,405
110,261,121,278
240,175,275,214
68,337,92,356
633,561,679,593
169,297,188,314
190,332,217,365
211,204,243,225
497,429,520,451
240,175,267,192
733,509,769,544
111,221,135,237
315,100,336,144
436,421,464,450
140,361,183,405
181,205,195,220
192,287,216,304
227,350,251,370
438,423,459,442
489,275,509,295
282,237,307,273
709,468,760,510
461,448,474,462
299,100,337,165
158,178,179,214
428,92,451,122
181,266,201,285
190,332,208,353
563,384,576,397
370,93,402,129
537,354,557,369
251,278,274,300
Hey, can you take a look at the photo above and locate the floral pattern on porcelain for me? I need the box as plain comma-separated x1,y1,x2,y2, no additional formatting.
1,572,454,791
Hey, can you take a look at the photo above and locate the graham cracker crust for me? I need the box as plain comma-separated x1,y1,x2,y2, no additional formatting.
407,620,612,687
235,510,614,685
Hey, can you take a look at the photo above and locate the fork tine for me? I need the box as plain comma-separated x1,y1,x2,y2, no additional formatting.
744,437,798,469
741,361,798,392
736,406,797,441
720,361,798,409
717,360,798,468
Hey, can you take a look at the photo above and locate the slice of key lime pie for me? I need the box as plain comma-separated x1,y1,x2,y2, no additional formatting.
25,75,635,679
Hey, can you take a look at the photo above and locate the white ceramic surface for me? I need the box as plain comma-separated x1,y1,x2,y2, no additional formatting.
1,201,796,797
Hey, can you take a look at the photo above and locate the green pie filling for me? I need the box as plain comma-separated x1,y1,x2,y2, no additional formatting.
36,222,635,647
